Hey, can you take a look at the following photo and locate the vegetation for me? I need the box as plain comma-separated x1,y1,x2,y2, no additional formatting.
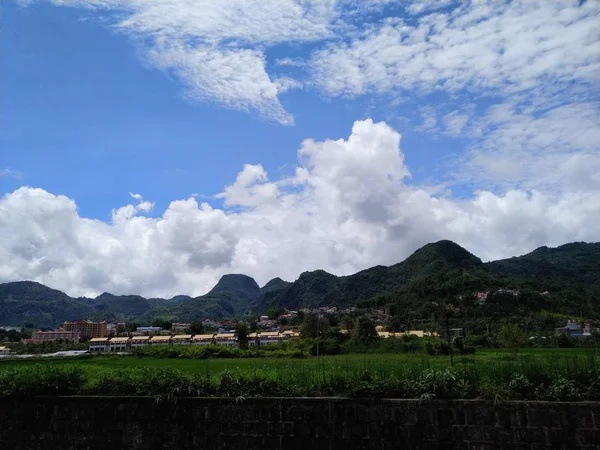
1,241,598,329
497,323,527,357
0,348,598,400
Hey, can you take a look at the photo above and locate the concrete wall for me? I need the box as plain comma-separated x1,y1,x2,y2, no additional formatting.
1,397,599,449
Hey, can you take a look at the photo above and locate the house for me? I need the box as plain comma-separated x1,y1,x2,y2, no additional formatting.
108,337,130,352
129,336,150,349
247,332,259,346
191,334,215,346
149,336,171,346
171,335,192,345
258,332,280,345
279,330,299,342
171,323,191,332
88,337,109,352
0,346,10,356
214,333,238,346
377,331,394,339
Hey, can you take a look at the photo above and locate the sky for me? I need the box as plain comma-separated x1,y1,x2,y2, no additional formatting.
1,0,599,298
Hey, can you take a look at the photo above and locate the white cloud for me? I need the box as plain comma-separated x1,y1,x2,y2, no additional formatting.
459,101,600,193
0,168,24,180
34,0,339,124
311,1,599,97
111,192,154,222
443,110,469,137
1,120,598,298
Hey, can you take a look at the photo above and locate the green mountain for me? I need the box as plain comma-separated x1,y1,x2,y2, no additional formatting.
0,281,94,327
1,241,598,328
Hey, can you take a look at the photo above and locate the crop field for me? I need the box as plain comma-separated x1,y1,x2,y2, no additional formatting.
1,348,599,400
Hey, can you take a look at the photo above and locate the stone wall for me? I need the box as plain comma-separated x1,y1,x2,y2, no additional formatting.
1,397,598,449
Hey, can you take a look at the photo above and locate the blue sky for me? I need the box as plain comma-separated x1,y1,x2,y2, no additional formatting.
1,0,598,297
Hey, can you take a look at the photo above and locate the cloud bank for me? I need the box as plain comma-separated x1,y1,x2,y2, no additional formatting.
1,119,598,297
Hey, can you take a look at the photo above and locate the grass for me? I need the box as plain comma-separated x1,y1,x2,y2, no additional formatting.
0,348,598,400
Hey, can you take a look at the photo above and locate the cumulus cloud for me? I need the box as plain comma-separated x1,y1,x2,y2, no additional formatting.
1,120,598,298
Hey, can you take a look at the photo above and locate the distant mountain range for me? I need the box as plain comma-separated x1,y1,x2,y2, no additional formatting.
1,240,599,328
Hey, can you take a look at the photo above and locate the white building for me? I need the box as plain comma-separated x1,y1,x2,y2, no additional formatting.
130,336,150,349
88,337,109,352
172,335,192,345
258,332,280,345
108,337,130,352
214,333,238,347
149,336,171,346
191,334,214,346
0,346,10,356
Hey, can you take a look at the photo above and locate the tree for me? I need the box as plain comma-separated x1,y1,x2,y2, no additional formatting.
340,315,354,332
152,318,172,330
497,323,527,356
235,322,249,349
300,313,329,339
353,316,378,344
432,301,458,366
190,322,205,335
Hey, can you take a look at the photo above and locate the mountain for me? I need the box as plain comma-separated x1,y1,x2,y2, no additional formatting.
1,241,598,328
0,281,94,327
257,240,485,311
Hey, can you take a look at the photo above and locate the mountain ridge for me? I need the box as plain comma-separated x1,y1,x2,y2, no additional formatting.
1,240,598,327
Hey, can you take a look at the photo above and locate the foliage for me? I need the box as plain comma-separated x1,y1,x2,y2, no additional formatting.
497,323,527,356
352,316,378,344
1,348,598,400
300,313,330,339
1,241,599,327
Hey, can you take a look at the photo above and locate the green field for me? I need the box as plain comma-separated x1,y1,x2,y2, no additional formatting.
1,348,598,399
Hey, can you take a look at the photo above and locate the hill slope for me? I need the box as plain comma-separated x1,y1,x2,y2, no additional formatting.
1,241,598,327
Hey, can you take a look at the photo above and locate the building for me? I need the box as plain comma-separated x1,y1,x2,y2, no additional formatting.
149,336,171,346
172,323,191,332
0,346,10,356
136,326,162,334
63,320,107,338
248,332,259,346
26,329,81,343
88,337,109,352
214,333,238,347
279,330,299,342
108,337,130,352
171,335,192,345
192,334,215,346
130,336,150,349
258,332,280,345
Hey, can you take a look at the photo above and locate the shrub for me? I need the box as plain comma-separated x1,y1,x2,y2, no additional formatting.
0,364,84,397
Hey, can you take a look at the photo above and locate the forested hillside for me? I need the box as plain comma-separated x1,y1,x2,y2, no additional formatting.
1,241,598,328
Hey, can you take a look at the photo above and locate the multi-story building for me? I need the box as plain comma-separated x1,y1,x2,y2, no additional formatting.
63,320,107,338
171,335,192,345
108,337,130,352
27,329,81,343
192,334,215,346
130,336,150,349
214,333,238,346
149,336,171,346
259,332,280,345
88,337,109,352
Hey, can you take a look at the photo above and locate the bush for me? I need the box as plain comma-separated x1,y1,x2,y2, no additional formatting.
0,364,84,397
